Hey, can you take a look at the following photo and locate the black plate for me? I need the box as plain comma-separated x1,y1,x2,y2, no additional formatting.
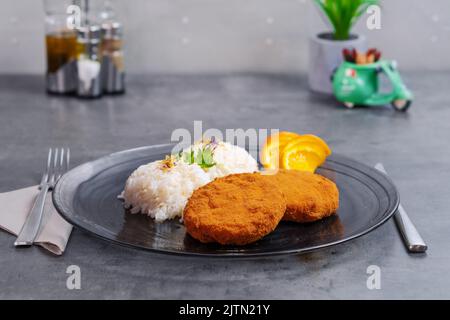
53,144,399,258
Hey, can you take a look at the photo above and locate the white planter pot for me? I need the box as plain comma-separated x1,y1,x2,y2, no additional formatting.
308,33,367,94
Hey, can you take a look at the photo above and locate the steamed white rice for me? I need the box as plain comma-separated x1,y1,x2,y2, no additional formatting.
186,140,258,180
122,160,210,222
121,140,258,222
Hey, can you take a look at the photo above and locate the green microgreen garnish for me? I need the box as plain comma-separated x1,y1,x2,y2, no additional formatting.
177,146,216,169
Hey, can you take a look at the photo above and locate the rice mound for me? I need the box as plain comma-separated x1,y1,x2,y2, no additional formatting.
121,140,258,222
186,140,258,180
122,160,210,222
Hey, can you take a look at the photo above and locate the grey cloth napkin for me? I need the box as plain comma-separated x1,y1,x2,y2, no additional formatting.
0,186,73,255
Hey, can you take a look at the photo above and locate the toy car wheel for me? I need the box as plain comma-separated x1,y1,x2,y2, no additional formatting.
330,67,338,82
392,99,411,112
344,102,355,109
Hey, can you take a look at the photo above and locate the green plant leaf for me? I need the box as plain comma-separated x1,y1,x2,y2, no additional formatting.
314,0,379,40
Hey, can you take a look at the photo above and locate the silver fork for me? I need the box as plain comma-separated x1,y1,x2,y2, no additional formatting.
14,148,70,246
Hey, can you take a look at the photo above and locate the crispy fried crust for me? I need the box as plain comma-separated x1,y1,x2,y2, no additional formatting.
264,169,339,223
183,173,286,245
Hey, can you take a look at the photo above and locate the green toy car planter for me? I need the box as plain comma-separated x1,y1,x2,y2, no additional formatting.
332,60,413,111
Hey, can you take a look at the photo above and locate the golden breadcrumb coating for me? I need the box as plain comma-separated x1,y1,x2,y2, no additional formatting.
264,169,339,223
183,173,286,245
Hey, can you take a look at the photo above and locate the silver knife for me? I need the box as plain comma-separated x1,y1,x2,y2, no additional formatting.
375,163,427,253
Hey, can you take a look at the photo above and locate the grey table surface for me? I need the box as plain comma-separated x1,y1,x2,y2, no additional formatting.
0,73,449,299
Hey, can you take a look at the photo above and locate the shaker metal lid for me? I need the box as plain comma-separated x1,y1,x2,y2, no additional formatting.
101,21,123,39
77,24,102,41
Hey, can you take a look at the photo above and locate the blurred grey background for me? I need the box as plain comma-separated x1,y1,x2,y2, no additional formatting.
0,0,449,74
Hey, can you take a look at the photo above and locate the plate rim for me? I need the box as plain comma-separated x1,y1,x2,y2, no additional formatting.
53,144,400,258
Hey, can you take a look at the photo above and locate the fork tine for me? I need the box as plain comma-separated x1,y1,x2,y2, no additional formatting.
40,148,52,186
50,148,59,184
57,148,63,180
58,148,65,180
66,148,71,171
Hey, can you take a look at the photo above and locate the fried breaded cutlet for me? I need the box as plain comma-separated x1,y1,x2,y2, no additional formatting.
264,169,339,223
183,173,286,245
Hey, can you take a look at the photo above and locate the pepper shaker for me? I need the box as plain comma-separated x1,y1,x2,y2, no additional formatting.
76,25,103,98
101,22,125,94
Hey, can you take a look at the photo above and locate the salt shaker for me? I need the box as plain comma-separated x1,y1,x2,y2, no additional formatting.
101,22,125,94
76,25,103,98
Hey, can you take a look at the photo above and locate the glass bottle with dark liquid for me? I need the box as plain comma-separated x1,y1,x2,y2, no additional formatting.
44,0,79,94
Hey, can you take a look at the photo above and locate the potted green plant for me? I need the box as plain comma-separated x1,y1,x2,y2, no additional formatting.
309,0,379,94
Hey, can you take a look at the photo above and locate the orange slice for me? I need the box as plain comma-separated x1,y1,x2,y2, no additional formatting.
281,140,327,172
296,134,332,156
260,131,301,169
261,132,332,172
